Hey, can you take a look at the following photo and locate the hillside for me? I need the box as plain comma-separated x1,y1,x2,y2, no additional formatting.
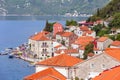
0,0,110,16
87,0,120,21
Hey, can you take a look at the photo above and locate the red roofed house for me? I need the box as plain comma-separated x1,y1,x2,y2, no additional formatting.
54,49,79,57
35,54,83,79
74,25,96,38
73,48,120,80
92,65,120,80
28,31,53,60
53,22,63,37
97,37,113,50
72,36,95,49
110,40,120,48
56,31,78,47
24,67,66,80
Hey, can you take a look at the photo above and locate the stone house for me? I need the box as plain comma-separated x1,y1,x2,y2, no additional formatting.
35,54,83,79
71,48,120,80
97,37,113,50
92,65,120,80
28,31,53,60
56,32,78,47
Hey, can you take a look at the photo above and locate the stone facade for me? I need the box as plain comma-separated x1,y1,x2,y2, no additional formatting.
28,39,53,60
72,53,120,80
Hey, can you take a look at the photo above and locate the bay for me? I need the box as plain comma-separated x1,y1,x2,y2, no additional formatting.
0,16,86,80
0,20,66,80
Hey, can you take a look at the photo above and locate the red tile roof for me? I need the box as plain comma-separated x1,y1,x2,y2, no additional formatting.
36,54,83,67
30,31,50,41
105,48,120,61
97,37,108,42
24,67,66,80
87,53,94,57
55,49,79,54
61,32,73,37
74,36,95,46
92,65,120,80
80,25,89,31
111,41,120,46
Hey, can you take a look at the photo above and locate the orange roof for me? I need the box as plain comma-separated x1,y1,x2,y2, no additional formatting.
30,31,50,41
97,37,108,42
80,25,89,31
36,54,82,67
92,65,120,80
24,67,66,80
53,22,63,27
61,32,73,37
105,48,120,61
55,49,79,54
87,53,94,57
54,44,62,48
86,30,93,34
111,41,120,46
75,36,94,46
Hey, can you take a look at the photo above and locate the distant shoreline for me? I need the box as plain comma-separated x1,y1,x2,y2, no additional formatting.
0,15,88,21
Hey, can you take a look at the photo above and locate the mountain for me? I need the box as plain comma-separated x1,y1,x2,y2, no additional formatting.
87,0,120,21
0,0,110,16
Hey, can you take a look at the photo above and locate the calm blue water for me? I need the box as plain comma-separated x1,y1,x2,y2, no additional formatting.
0,20,66,80
0,55,34,80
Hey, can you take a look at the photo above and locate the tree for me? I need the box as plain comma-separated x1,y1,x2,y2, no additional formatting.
109,13,120,28
66,20,77,26
83,43,94,59
116,34,120,41
43,20,54,32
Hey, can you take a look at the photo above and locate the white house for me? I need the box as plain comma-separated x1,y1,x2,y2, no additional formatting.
72,48,120,80
97,37,113,50
28,31,53,60
35,54,83,79
74,25,96,38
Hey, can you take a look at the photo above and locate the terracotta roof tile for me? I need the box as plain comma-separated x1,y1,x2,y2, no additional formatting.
36,54,82,67
92,65,120,80
97,37,108,42
80,25,89,31
61,32,73,37
30,31,50,41
55,49,79,54
111,41,120,46
24,67,66,80
105,48,120,61
87,53,94,57
75,36,94,46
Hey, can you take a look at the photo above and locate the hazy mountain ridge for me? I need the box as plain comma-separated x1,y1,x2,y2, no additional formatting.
0,0,110,16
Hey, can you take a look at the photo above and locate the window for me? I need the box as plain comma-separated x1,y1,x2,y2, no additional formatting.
101,64,106,70
90,63,94,68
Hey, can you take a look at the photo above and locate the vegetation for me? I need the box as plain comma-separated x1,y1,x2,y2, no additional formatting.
92,24,110,36
87,0,120,22
83,43,94,59
43,20,55,32
109,13,120,28
66,20,78,26
1,0,109,15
